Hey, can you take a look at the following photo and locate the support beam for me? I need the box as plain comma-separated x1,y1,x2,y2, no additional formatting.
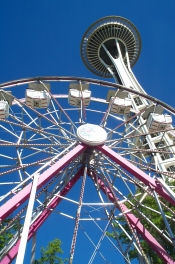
90,173,175,264
0,144,87,221
30,233,36,264
97,145,175,207
16,173,39,264
1,167,84,264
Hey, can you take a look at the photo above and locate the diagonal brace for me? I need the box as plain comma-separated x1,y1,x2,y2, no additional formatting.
0,144,87,221
89,171,175,264
1,167,84,264
97,145,175,207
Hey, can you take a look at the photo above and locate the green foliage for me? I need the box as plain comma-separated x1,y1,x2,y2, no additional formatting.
0,217,19,251
107,184,175,263
0,218,66,264
35,238,67,264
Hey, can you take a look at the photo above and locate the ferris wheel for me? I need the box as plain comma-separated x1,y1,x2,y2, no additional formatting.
1,16,175,264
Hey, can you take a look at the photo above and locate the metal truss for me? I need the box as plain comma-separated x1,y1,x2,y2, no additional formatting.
0,77,175,264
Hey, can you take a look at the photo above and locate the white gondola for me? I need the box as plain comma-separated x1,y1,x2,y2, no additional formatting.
0,101,9,119
68,89,91,107
25,89,50,108
146,113,172,132
110,97,132,115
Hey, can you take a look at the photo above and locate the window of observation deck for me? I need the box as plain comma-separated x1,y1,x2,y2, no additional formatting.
167,165,175,173
155,141,172,160
150,132,159,138
133,97,143,106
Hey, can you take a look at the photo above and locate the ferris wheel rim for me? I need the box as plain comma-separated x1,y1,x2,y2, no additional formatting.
0,76,175,202
0,76,175,263
0,75,175,115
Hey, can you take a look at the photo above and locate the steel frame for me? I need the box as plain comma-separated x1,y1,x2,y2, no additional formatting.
98,145,175,206
89,166,175,263
0,144,87,221
1,167,84,263
1,144,175,263
0,77,175,263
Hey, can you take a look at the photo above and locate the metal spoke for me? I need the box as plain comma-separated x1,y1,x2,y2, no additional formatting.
1,75,175,264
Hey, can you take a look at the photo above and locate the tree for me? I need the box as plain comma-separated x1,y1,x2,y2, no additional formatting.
0,217,19,251
107,185,175,263
35,238,67,264
0,218,66,263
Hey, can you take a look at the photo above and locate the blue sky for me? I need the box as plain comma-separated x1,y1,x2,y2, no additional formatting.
0,1,175,263
0,1,175,104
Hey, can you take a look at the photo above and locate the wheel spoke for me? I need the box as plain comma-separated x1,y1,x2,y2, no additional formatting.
0,76,175,264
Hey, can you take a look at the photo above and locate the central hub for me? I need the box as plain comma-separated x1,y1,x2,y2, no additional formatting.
77,124,107,146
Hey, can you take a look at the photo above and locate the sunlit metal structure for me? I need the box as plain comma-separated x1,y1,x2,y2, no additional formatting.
1,16,175,264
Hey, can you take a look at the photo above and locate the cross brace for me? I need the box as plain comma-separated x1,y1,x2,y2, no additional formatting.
1,167,84,264
0,144,87,221
97,145,175,207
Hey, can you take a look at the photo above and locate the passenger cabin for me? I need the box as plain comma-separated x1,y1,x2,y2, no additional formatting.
68,89,91,107
0,91,12,120
25,89,50,108
0,101,9,119
110,97,132,115
146,113,172,132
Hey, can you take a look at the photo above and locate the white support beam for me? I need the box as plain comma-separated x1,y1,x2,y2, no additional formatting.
30,233,36,264
16,173,39,264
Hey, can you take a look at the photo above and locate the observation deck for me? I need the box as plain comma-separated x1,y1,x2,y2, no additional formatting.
81,16,141,78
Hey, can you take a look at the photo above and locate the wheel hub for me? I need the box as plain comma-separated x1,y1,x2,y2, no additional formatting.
77,124,107,146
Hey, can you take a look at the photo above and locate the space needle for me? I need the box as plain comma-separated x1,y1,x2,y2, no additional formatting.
80,16,175,263
81,16,174,179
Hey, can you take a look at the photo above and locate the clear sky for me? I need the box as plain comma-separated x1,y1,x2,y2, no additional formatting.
0,1,175,263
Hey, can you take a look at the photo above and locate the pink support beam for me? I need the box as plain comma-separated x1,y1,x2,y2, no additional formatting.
1,167,84,264
90,173,175,264
0,144,87,221
97,145,175,207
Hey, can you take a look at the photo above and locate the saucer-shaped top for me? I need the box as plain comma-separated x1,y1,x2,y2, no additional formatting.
81,16,141,77
77,124,107,146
